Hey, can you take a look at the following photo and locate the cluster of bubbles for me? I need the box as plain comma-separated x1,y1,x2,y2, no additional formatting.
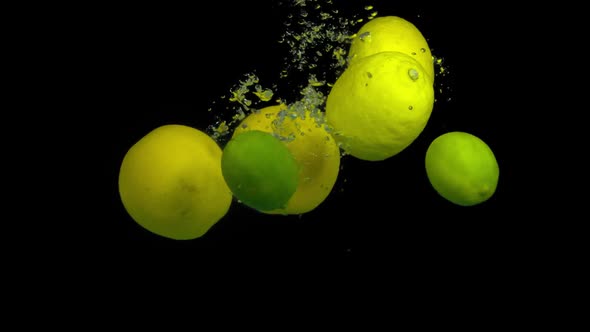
206,0,449,153
207,0,357,145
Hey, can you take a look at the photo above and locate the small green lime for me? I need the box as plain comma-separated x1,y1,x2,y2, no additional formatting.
425,131,499,206
221,130,299,212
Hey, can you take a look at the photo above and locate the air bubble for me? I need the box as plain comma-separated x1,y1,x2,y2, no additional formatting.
359,31,370,41
408,68,419,81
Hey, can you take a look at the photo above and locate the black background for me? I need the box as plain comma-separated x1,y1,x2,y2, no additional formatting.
75,1,524,269
5,1,575,320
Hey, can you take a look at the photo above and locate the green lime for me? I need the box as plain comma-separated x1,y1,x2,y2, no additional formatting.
425,131,499,206
221,130,299,212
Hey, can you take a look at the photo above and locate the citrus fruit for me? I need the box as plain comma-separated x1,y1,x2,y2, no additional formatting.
425,131,500,206
326,51,435,161
221,130,299,212
348,16,434,83
118,124,232,240
233,104,340,214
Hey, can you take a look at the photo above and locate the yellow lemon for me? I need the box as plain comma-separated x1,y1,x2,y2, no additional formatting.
233,104,340,215
118,124,232,240
348,16,434,83
326,51,434,161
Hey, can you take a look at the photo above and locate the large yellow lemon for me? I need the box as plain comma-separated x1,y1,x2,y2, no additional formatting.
348,16,434,83
233,104,340,215
118,124,232,240
326,51,434,161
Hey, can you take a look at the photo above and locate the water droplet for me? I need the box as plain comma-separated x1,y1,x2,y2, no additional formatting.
367,72,372,78
408,68,419,81
420,48,426,53
359,31,370,41
408,106,413,110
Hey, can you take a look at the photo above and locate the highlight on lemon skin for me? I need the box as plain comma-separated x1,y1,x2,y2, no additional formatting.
118,124,233,240
232,104,341,215
425,131,500,206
